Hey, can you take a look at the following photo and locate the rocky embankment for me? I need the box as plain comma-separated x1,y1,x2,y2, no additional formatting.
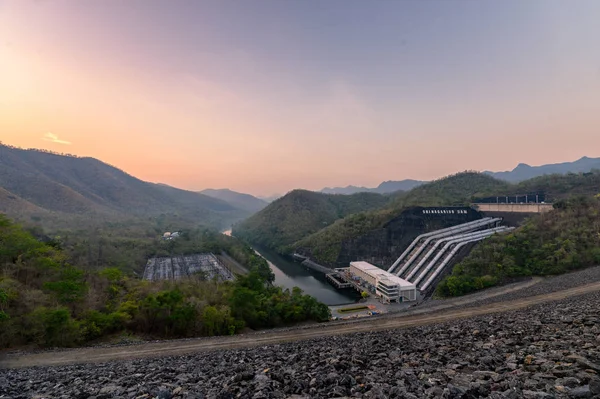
3,291,600,399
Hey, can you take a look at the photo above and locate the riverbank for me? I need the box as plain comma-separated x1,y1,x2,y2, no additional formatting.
253,246,360,306
221,231,358,305
299,258,332,274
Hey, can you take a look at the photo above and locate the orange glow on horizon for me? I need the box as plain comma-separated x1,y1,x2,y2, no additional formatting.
2,1,600,196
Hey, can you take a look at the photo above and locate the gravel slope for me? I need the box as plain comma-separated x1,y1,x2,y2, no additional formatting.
2,289,600,398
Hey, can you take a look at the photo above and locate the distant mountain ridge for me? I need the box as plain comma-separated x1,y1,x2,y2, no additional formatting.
0,145,248,229
200,188,267,213
321,156,600,194
321,179,425,195
257,194,282,203
484,156,600,182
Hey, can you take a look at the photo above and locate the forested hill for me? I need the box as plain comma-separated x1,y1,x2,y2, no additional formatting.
485,156,600,182
0,144,247,230
294,171,600,266
509,171,600,200
294,172,510,264
438,195,600,297
0,214,330,348
232,190,390,251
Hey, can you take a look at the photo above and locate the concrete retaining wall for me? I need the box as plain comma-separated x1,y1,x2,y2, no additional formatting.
473,203,553,213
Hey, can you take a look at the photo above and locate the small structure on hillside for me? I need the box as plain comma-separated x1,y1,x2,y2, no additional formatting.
162,231,181,240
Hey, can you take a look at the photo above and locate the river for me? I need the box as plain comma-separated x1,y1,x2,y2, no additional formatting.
223,230,358,305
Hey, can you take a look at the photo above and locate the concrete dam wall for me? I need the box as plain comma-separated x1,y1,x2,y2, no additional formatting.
473,203,553,213
334,206,484,268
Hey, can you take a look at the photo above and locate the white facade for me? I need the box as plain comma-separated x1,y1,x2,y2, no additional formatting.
349,261,416,302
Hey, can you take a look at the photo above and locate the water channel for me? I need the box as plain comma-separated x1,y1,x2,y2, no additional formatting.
223,230,358,305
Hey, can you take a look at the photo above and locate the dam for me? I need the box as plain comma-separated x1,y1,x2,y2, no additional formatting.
473,203,553,213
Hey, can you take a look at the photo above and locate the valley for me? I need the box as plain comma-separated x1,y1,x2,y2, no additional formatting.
3,3,600,397
2,149,600,399
0,144,256,232
255,246,359,306
2,145,600,361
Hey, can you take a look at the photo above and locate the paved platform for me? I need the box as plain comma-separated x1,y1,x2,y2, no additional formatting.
328,295,419,320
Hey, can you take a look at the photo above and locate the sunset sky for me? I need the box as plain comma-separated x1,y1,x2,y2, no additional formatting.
1,0,599,196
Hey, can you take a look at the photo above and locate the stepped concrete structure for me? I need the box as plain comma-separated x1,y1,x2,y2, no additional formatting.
379,212,515,294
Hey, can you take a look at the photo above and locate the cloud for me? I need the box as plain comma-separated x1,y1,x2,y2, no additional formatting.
43,132,71,145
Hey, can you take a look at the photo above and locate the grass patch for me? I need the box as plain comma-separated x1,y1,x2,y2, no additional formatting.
338,305,369,314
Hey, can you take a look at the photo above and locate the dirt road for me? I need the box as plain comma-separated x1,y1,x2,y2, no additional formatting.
2,279,598,369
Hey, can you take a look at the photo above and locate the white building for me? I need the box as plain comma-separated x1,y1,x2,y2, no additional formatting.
349,261,417,303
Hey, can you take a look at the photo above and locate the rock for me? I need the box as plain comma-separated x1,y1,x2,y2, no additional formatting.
157,390,173,399
522,391,553,399
507,362,518,371
445,383,467,397
568,385,592,398
339,374,356,387
589,378,600,395
502,388,519,399
561,377,581,388
99,385,121,395
567,356,600,373
6,286,600,399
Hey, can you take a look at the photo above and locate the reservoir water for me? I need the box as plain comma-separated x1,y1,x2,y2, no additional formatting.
223,230,358,305
255,246,359,306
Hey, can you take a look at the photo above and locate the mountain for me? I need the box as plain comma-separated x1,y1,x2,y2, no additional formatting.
200,189,267,214
257,194,282,203
320,156,600,195
485,156,600,182
320,185,370,195
320,179,426,195
297,169,600,267
373,179,425,193
0,145,247,230
295,172,511,265
232,190,391,251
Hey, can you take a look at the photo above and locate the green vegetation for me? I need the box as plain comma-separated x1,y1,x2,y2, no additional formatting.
233,189,390,252
338,305,369,313
0,214,330,348
511,171,600,200
436,195,600,297
53,221,266,273
0,144,249,232
295,172,510,264
293,171,600,265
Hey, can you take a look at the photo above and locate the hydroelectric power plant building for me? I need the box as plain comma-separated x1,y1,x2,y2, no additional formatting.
349,261,417,303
